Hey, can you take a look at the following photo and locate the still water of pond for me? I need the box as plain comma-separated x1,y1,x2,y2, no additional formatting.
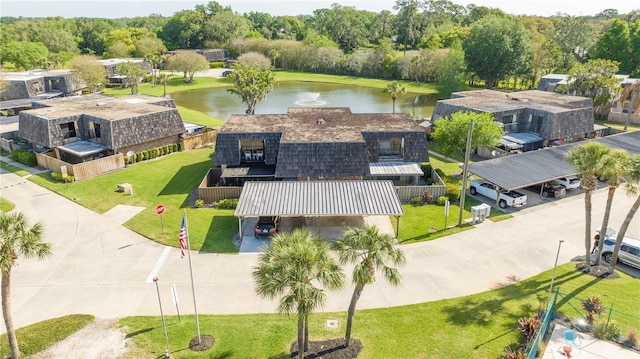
170,82,440,121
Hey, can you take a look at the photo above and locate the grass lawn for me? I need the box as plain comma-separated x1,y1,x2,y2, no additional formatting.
0,197,15,213
0,160,31,177
0,315,94,358
394,203,474,243
177,105,225,127
115,263,640,358
27,147,238,253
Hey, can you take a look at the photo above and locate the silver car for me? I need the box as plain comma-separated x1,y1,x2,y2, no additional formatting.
601,236,640,269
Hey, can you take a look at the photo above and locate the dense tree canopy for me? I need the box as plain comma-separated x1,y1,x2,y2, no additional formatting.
432,111,502,156
463,15,532,89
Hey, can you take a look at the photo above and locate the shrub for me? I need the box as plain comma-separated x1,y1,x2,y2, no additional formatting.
210,62,224,68
445,183,461,202
582,296,604,323
435,168,445,179
624,328,639,348
173,143,178,152
178,141,184,151
518,315,541,343
51,171,74,183
437,196,448,205
213,198,238,209
410,196,422,205
12,148,37,167
422,189,433,203
194,199,205,208
592,321,620,340
504,346,526,359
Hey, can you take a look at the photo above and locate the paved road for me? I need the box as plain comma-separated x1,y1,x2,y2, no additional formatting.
1,167,639,333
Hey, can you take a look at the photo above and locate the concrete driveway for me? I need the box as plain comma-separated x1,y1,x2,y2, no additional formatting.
1,168,639,333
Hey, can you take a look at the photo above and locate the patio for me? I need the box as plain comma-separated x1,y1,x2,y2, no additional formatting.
542,324,640,359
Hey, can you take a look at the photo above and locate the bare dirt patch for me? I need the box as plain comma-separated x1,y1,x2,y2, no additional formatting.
27,318,130,359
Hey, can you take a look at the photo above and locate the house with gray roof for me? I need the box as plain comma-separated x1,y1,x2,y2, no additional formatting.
19,94,185,164
0,69,86,102
213,107,429,186
432,89,596,151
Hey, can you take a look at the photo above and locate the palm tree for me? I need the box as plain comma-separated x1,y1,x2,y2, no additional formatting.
594,149,630,264
608,154,640,273
567,142,609,273
253,228,345,359
334,225,405,348
383,81,406,113
0,212,52,359
157,73,170,97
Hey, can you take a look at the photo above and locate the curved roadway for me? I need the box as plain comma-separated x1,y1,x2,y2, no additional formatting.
1,166,638,333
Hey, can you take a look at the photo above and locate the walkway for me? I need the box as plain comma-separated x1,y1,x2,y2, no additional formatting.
0,163,639,334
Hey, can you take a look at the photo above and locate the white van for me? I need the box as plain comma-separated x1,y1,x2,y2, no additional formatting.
601,236,640,269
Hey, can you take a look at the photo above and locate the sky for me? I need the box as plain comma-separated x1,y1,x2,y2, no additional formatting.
0,0,638,18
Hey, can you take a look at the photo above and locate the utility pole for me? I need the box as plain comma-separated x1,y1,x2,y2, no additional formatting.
458,120,474,227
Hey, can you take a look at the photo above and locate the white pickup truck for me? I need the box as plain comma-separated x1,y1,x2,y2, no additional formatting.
469,180,527,209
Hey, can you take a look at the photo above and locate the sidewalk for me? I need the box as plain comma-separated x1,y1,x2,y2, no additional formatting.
0,154,50,177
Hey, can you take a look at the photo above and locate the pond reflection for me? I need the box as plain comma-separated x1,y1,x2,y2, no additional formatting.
170,82,440,120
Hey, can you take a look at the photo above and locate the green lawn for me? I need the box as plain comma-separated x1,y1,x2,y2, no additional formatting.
115,263,640,359
27,148,238,253
0,160,31,177
0,315,94,358
394,203,474,243
0,197,15,213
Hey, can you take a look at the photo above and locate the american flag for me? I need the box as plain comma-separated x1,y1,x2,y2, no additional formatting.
179,213,187,258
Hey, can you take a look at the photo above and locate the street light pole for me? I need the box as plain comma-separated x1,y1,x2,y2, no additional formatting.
153,277,170,359
458,120,474,227
547,240,564,308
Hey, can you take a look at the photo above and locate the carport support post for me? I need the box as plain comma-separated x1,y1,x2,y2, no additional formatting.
238,217,242,238
395,216,400,238
458,120,474,227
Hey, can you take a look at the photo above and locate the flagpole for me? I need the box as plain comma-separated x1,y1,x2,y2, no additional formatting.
184,210,201,344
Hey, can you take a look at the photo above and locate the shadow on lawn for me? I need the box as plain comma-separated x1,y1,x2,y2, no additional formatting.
200,215,238,253
158,160,212,197
441,270,584,327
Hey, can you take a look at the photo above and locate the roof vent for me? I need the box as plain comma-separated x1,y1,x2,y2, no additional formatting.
316,118,325,125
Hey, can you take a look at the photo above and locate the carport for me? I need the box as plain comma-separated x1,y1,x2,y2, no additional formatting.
467,131,640,192
235,180,404,238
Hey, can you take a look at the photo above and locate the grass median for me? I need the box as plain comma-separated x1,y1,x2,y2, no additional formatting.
116,263,640,358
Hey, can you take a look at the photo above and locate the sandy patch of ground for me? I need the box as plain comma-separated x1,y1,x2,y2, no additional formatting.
27,319,130,359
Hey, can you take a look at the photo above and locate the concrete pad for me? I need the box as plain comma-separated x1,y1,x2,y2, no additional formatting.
541,324,640,359
102,204,146,225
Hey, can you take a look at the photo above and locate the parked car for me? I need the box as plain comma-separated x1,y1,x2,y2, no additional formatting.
469,179,527,209
551,176,581,190
254,216,278,238
526,182,566,198
601,236,640,269
222,70,233,77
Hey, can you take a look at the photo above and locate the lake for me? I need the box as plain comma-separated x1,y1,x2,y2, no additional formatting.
170,82,440,120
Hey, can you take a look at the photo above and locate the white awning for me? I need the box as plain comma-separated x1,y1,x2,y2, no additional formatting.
369,162,424,176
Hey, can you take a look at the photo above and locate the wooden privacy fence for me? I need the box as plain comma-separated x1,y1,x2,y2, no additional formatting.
395,185,446,202
183,129,217,150
35,151,125,181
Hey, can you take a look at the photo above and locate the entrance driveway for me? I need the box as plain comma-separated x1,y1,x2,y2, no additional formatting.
1,167,639,334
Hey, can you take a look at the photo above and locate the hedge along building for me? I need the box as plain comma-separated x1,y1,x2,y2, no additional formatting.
18,94,186,165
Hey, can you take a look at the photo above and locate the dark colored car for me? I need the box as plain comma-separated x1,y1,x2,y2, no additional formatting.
527,182,566,198
222,70,233,77
254,216,278,238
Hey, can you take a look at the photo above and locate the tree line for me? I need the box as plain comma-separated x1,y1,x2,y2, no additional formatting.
1,1,639,92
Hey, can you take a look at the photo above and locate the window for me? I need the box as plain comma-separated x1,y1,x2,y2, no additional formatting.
379,137,403,157
60,122,77,139
501,115,517,133
88,122,101,139
529,115,543,133
239,139,265,162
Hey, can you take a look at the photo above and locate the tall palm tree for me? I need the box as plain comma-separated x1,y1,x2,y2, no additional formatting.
253,228,345,359
0,212,52,359
334,225,405,348
594,149,630,264
567,142,609,273
383,81,406,113
157,73,170,97
608,154,640,273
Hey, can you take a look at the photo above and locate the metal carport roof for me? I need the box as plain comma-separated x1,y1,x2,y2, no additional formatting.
235,180,404,217
466,131,640,191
